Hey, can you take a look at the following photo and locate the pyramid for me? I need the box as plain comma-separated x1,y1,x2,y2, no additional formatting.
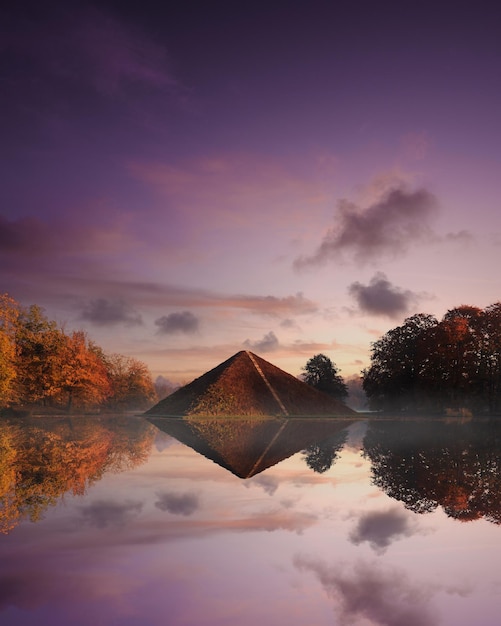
146,350,355,417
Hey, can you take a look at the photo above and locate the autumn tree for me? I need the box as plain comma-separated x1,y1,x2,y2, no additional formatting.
100,353,156,411
0,294,21,407
14,304,67,405
0,294,156,413
363,304,501,415
302,354,348,400
56,331,112,411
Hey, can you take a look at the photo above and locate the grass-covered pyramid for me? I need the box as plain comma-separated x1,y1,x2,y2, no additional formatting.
146,350,354,417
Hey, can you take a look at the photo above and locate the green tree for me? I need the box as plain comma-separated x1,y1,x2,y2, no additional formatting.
302,354,348,400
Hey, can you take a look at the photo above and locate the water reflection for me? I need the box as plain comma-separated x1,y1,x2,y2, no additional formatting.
147,417,349,478
0,416,155,534
3,416,501,624
364,418,501,523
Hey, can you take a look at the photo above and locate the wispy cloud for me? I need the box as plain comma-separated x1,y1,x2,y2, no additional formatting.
79,499,143,528
348,272,420,318
80,298,143,326
5,6,177,99
128,154,334,233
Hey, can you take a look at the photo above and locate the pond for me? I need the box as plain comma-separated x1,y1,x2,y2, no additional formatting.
1,414,501,625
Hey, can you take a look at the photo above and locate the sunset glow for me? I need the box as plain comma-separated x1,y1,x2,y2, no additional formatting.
2,1,500,386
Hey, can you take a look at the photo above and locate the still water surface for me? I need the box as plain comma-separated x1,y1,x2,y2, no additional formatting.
2,415,501,625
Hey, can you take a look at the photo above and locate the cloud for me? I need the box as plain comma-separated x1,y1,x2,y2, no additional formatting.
247,474,280,495
72,8,176,96
0,212,137,292
294,185,439,268
348,507,424,554
280,318,300,330
444,230,474,244
154,491,200,516
128,154,333,232
400,131,431,161
348,272,419,318
80,298,143,326
154,311,200,335
0,215,51,255
71,281,317,319
79,499,143,528
243,331,279,352
5,6,176,99
294,556,442,626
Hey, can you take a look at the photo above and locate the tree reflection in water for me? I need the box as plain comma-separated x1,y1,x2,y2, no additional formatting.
303,430,348,474
0,416,155,534
363,419,501,523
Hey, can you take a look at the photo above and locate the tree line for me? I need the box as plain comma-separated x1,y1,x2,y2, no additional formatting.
0,294,156,412
362,303,501,414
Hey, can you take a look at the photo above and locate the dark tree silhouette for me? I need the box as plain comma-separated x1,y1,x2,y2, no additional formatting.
362,303,501,415
302,354,348,400
303,430,348,473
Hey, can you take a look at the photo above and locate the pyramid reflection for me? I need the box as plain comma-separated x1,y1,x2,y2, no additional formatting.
148,417,350,478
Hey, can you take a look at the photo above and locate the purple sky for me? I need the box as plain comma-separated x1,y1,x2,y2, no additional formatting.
2,1,501,384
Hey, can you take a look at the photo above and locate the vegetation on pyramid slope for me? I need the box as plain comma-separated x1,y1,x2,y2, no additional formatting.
147,351,354,417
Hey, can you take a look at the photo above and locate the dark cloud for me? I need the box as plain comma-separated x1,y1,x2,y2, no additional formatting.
154,491,199,516
348,272,419,318
79,499,143,528
80,298,143,326
349,507,421,554
294,556,440,626
294,186,438,268
154,310,199,334
243,331,279,352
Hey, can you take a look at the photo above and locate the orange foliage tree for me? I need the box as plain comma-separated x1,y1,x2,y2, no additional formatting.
0,294,157,412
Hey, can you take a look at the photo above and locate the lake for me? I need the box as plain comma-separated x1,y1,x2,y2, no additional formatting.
2,414,501,625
